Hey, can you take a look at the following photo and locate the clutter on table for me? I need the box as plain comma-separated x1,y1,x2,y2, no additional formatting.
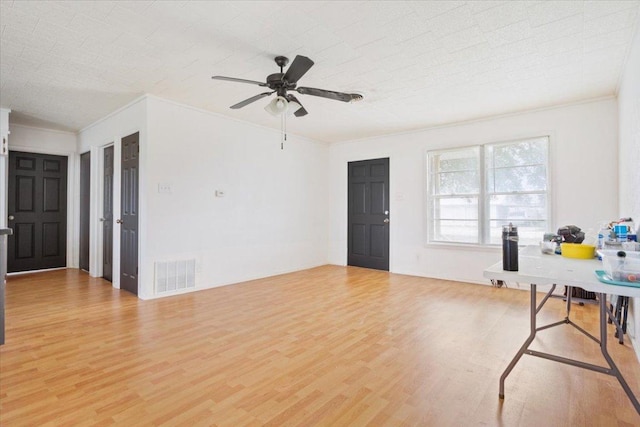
537,218,639,285
598,250,640,283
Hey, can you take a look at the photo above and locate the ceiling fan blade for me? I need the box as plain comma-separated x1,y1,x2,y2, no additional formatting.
230,92,274,109
212,76,267,86
286,94,308,117
296,87,362,103
294,108,308,117
283,55,314,84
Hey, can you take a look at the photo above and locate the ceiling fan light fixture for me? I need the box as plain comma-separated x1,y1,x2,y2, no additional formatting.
265,96,289,116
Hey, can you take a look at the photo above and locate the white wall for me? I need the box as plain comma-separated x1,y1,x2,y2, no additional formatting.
77,95,329,299
144,97,329,297
10,124,76,153
618,26,640,356
7,124,79,268
328,98,619,285
77,96,147,292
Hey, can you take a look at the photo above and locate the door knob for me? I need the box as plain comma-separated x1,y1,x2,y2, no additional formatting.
8,215,14,221
99,218,105,222
116,219,123,224
384,218,390,223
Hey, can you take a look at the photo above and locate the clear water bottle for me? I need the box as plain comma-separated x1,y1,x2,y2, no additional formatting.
597,227,609,250
502,223,519,271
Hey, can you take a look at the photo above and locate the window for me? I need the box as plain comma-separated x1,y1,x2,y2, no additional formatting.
427,136,549,245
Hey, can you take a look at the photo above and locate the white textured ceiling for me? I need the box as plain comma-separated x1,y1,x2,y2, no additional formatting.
1,0,639,142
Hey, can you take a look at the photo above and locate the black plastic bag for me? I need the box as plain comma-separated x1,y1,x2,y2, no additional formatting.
557,225,585,243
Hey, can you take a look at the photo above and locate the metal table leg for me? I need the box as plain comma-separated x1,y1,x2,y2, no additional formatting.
598,293,640,413
499,284,538,399
499,286,640,414
623,297,630,334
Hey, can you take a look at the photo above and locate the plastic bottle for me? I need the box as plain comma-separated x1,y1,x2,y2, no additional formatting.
597,227,609,250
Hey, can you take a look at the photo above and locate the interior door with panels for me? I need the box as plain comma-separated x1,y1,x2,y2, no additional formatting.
102,146,114,282
347,158,390,271
79,151,90,272
7,151,68,273
119,133,139,295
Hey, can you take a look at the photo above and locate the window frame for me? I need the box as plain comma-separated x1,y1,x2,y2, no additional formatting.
426,136,551,247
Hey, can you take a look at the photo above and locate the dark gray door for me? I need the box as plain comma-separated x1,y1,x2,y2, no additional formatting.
348,158,390,271
103,146,114,282
7,151,68,272
1,228,11,345
120,133,139,295
79,151,90,272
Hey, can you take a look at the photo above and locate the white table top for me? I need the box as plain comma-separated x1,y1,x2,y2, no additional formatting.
483,245,640,298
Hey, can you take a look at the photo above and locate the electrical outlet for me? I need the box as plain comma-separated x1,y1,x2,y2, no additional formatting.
158,183,172,194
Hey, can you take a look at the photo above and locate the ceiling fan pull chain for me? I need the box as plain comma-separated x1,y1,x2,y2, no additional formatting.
281,112,286,150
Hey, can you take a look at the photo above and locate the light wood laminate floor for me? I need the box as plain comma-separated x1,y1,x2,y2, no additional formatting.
1,266,639,426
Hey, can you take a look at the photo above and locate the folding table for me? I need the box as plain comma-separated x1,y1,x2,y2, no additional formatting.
484,245,640,414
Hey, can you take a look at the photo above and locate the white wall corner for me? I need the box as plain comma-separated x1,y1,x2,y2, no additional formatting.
617,17,640,362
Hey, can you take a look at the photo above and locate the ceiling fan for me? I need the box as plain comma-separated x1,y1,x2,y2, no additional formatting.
212,55,363,117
